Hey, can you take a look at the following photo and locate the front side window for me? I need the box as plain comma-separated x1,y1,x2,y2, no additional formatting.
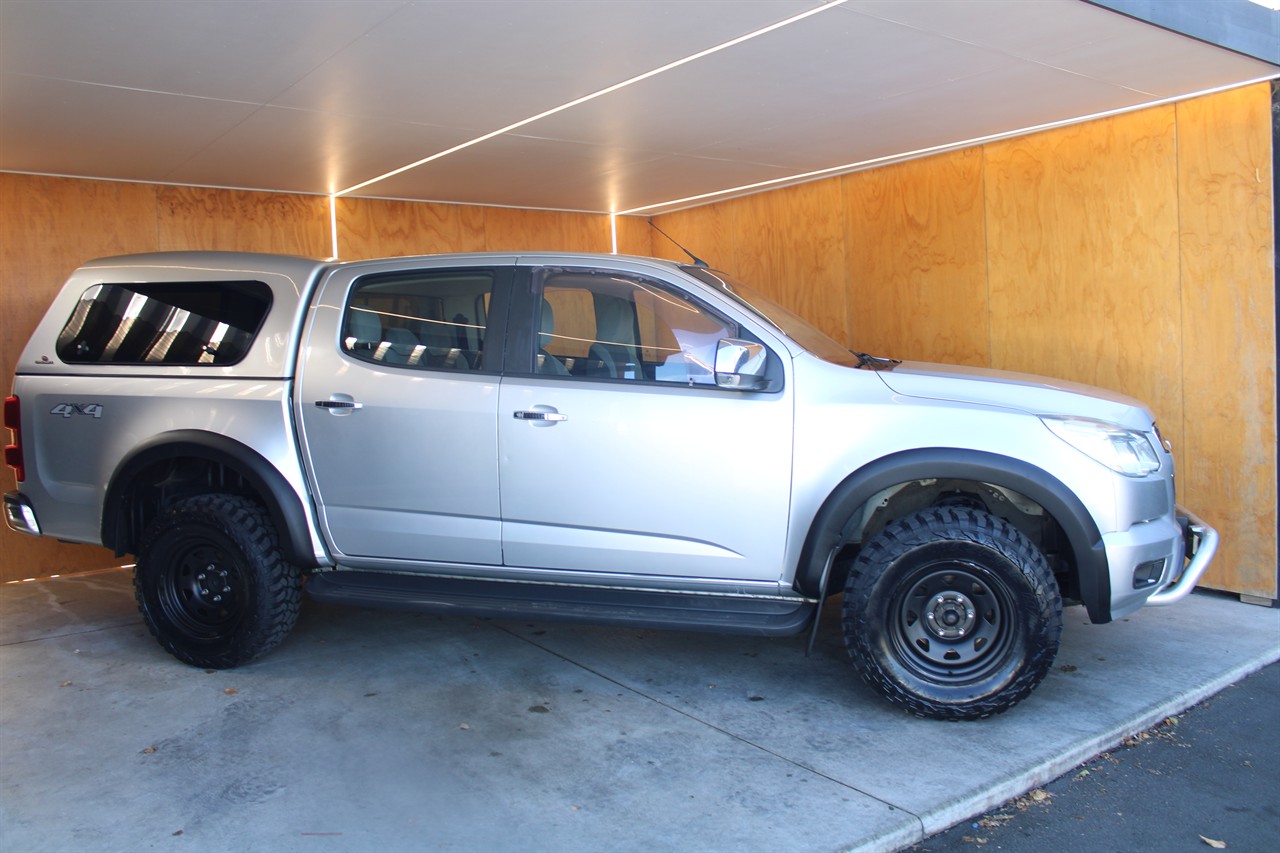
342,270,493,372
535,269,738,386
56,281,271,365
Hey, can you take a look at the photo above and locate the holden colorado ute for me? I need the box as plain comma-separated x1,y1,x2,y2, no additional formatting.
3,251,1218,719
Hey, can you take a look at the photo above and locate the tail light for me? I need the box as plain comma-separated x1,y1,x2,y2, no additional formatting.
4,396,23,482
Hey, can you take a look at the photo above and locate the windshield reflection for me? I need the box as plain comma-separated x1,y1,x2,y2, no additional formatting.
683,266,859,367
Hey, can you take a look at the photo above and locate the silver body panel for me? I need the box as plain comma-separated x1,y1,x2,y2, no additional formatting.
7,250,1216,621
497,374,793,581
8,373,328,562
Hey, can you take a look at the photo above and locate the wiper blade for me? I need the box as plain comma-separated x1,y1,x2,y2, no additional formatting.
852,351,901,371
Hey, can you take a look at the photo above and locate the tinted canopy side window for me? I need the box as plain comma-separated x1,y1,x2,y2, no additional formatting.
342,269,494,372
533,268,740,386
56,281,272,365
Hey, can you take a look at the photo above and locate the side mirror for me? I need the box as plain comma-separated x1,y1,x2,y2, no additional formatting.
714,338,769,390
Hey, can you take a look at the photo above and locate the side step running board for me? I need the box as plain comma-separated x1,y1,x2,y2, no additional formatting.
306,571,816,637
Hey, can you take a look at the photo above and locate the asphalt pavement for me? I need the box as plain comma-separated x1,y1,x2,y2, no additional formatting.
916,661,1280,853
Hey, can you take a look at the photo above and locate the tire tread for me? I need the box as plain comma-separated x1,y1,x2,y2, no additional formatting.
135,494,301,669
842,506,1063,720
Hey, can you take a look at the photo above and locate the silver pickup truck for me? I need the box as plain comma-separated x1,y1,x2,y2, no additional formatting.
3,251,1217,719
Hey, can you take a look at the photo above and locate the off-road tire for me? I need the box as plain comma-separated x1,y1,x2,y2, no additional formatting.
841,507,1063,720
135,494,301,669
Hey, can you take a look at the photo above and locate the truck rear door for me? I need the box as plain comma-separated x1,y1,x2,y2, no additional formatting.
296,258,514,566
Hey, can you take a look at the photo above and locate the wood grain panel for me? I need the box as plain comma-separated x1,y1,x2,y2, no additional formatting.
723,194,775,299
612,214,653,257
733,182,848,345
1176,83,1277,598
559,212,613,254
482,207,553,251
843,149,989,364
984,107,1184,449
338,197,487,259
157,186,329,256
0,174,160,580
339,199,611,259
481,207,609,253
650,204,736,271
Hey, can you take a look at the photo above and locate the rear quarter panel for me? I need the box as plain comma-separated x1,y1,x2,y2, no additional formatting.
12,375,318,554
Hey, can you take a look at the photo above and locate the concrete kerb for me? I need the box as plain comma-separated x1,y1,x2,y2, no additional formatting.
850,633,1280,853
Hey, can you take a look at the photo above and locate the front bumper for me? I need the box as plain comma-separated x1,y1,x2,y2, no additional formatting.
1102,504,1218,618
1146,506,1219,605
3,492,40,536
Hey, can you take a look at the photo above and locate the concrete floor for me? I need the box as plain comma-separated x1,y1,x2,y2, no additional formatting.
2,569,1277,853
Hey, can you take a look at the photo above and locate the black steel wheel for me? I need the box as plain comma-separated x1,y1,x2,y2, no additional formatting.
135,494,301,668
842,507,1063,720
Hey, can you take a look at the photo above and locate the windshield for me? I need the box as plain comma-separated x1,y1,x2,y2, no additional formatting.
684,266,859,367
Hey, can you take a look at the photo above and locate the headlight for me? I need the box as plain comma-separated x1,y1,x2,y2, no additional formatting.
1041,416,1160,477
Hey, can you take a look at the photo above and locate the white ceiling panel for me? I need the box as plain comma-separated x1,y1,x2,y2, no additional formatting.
512,10,1023,156
0,0,1274,215
271,1,820,129
163,106,478,195
0,74,260,179
848,0,1158,64
1038,24,1280,97
0,0,407,103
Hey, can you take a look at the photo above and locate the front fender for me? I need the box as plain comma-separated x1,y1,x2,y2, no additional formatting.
795,448,1110,623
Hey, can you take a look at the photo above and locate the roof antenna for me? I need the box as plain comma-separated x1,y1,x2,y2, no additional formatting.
648,218,709,268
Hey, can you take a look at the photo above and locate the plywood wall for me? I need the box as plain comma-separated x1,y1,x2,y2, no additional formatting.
1,176,159,579
984,106,1185,451
0,177,610,581
1175,85,1277,599
1,82,1274,598
336,197,611,258
844,148,989,367
652,82,1277,600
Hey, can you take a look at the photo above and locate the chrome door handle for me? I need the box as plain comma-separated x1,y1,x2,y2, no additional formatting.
315,400,363,410
514,410,567,422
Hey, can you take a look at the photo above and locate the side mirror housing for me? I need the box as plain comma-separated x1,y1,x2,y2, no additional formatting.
714,338,769,390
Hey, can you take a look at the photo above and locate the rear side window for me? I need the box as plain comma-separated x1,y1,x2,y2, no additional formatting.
342,269,494,372
56,281,272,365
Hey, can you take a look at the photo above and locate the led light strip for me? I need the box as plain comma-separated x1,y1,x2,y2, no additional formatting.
617,73,1280,216
333,0,849,198
329,193,340,260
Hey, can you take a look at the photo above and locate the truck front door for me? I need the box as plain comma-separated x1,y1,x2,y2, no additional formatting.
497,265,794,582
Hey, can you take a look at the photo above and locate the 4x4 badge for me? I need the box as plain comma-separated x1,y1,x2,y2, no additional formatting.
50,403,103,419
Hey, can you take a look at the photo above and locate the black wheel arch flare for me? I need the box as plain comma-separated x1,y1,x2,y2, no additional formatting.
101,430,321,569
796,448,1111,624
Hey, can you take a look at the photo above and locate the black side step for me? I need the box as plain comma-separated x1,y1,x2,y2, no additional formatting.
306,571,816,637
